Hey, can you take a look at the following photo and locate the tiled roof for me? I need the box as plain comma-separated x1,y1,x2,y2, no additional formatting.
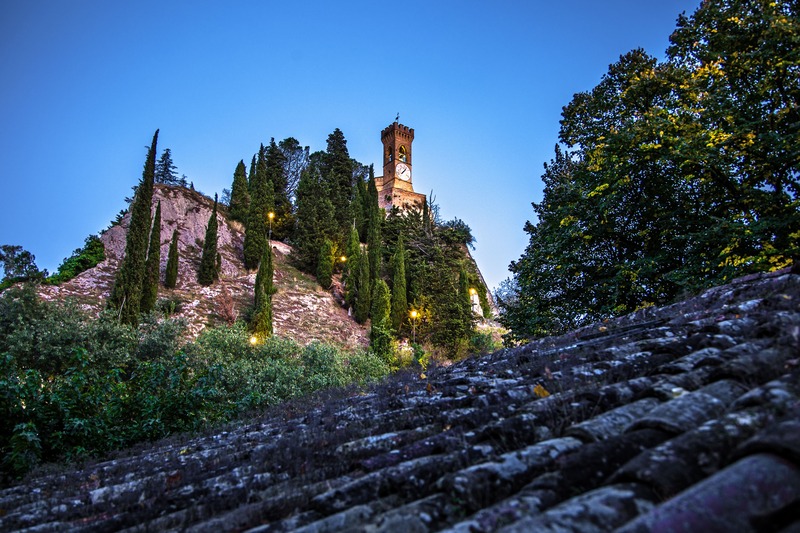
2,268,798,532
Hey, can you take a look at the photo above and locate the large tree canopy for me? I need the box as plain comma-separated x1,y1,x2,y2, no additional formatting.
501,0,800,341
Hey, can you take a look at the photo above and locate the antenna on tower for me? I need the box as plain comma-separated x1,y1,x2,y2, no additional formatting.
395,112,400,122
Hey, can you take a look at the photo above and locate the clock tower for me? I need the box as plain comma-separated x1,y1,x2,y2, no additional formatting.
375,121,426,211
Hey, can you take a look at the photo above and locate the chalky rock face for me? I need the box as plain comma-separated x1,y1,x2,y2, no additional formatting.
3,269,799,531
37,185,369,348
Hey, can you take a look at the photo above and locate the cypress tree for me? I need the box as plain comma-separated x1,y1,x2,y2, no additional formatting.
390,234,407,331
108,129,158,326
250,243,276,340
323,128,354,234
165,229,179,289
352,177,368,242
228,160,250,223
354,247,371,324
247,155,257,196
198,194,220,286
370,279,393,361
140,201,161,314
243,145,275,269
344,225,361,308
317,238,335,289
366,168,383,288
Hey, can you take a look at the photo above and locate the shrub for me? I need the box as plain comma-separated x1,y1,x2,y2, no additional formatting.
46,235,105,285
135,313,187,361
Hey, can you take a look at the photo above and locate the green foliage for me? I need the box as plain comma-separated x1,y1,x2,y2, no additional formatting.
141,202,162,314
266,138,292,242
243,144,275,269
0,286,392,482
440,218,475,249
292,163,337,273
228,160,250,223
250,245,276,340
45,235,105,286
198,195,220,286
316,238,335,289
354,246,371,324
4,422,41,477
323,128,354,234
366,169,383,288
370,279,393,361
164,229,179,289
344,226,361,308
501,0,800,341
390,235,407,331
155,148,183,186
278,137,309,208
108,130,158,326
0,245,46,291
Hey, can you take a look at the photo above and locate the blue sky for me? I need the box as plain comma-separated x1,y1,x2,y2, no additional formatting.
1,0,700,291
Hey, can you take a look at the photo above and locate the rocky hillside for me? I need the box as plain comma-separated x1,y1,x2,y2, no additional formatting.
39,185,368,349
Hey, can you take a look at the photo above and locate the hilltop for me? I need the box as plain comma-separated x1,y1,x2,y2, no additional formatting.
39,184,369,349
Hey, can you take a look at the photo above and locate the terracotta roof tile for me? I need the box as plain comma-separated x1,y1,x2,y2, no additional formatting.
1,268,798,531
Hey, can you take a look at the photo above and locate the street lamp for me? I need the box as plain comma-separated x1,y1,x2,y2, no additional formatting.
267,212,275,243
409,309,419,344
249,335,258,345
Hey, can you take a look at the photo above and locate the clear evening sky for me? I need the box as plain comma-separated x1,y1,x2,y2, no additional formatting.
1,0,700,291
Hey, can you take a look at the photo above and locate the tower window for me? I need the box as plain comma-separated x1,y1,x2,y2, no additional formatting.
387,147,393,163
398,145,407,162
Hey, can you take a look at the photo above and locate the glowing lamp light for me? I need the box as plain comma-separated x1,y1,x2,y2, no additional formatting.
249,335,258,345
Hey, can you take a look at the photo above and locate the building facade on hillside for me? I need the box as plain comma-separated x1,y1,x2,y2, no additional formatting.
375,121,427,211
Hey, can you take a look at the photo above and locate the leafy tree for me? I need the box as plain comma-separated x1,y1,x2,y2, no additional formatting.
370,279,392,361
108,129,158,326
390,234,407,331
0,245,46,290
198,195,220,286
164,229,179,289
243,144,275,269
264,139,291,242
140,201,162,314
155,148,180,185
278,137,309,205
228,160,250,223
501,0,800,341
316,238,335,290
250,244,276,340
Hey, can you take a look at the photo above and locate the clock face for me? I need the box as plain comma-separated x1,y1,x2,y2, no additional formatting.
396,163,411,181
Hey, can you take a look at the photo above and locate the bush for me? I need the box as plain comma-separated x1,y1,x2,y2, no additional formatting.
46,235,105,285
0,297,393,482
